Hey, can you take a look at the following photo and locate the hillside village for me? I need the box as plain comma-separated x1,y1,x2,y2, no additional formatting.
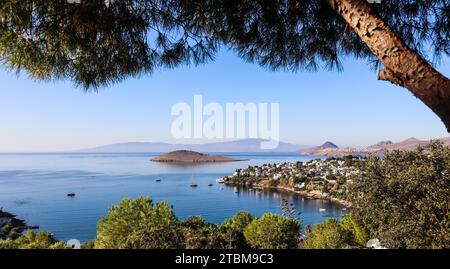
218,156,363,207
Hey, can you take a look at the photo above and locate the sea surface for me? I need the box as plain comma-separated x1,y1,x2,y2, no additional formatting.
0,152,345,243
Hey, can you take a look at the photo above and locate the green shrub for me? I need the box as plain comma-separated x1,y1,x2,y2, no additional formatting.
303,219,351,249
221,211,254,248
180,216,224,249
244,213,300,249
94,196,183,249
0,239,18,249
13,230,67,249
222,211,254,232
351,141,450,249
340,215,368,246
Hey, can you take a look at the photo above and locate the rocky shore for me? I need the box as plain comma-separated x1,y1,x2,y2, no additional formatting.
0,210,28,240
223,181,352,208
268,186,352,208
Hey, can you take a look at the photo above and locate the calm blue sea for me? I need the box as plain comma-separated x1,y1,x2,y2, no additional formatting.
0,152,344,243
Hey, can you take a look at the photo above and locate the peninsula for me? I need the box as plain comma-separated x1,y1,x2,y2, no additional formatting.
217,156,359,207
151,150,244,163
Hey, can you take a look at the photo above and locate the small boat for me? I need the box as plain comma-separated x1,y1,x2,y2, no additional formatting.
319,208,326,212
67,193,76,197
155,178,161,182
27,225,39,230
208,183,213,187
216,178,225,184
190,174,198,187
342,207,348,211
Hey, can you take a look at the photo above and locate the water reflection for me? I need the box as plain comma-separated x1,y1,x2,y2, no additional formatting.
225,184,345,220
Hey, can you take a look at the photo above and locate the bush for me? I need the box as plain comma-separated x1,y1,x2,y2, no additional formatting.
350,141,450,249
303,219,351,249
93,198,299,249
180,212,255,249
180,216,224,249
244,213,300,249
221,211,254,248
340,215,368,246
0,239,18,249
13,230,67,249
94,196,183,249
222,211,254,232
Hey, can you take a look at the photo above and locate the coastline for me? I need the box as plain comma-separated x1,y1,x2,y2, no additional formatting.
0,210,28,239
223,182,352,208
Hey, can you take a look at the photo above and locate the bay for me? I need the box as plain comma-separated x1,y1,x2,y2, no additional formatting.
0,152,344,243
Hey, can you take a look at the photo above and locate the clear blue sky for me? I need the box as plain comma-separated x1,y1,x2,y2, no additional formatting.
0,49,449,152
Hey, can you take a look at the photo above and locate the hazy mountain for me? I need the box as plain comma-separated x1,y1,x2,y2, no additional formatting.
298,141,341,155
439,137,450,145
369,138,424,151
367,140,393,150
299,137,450,156
79,139,307,153
368,137,450,151
82,142,174,152
316,141,339,150
78,137,450,154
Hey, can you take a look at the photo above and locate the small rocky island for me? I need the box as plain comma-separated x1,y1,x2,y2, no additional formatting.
151,150,243,163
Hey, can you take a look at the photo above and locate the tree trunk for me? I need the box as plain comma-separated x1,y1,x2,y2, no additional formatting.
327,0,450,132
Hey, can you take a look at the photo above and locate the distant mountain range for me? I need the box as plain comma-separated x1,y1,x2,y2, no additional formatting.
367,140,393,149
78,137,450,155
367,137,450,151
79,139,308,153
299,137,450,156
